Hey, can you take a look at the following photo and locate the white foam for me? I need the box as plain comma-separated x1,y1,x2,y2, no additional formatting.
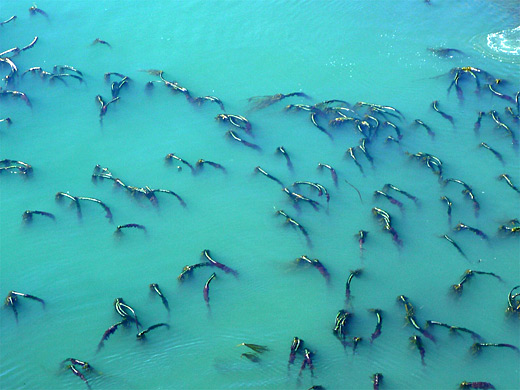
487,25,520,56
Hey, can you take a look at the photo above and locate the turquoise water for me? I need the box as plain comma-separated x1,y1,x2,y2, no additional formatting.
1,1,519,389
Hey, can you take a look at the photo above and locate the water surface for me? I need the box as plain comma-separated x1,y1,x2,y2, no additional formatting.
1,1,519,389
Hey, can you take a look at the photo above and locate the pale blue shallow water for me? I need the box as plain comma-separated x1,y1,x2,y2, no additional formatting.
1,1,519,389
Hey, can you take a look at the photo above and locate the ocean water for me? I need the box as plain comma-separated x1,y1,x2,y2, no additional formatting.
1,1,519,389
